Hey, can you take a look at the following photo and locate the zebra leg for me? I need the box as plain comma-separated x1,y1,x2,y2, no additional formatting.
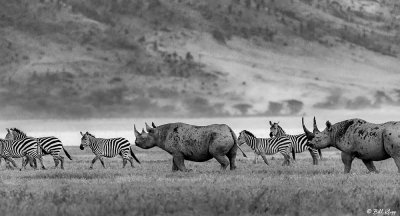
308,149,318,165
259,152,269,165
52,154,64,169
280,152,290,166
99,157,105,168
89,156,99,169
31,158,38,169
37,156,46,170
53,158,60,168
59,156,64,169
122,158,127,168
4,159,13,169
128,157,135,168
7,158,19,170
22,157,31,170
253,152,258,164
23,156,36,169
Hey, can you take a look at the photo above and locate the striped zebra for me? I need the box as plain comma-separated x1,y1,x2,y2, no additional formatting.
0,137,46,170
237,130,292,166
5,128,72,169
269,121,322,165
80,132,140,169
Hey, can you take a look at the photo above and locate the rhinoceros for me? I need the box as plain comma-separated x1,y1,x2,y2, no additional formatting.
302,117,400,173
134,122,246,172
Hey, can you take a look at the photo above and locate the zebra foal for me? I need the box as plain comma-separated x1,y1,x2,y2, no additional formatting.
269,121,322,165
237,130,292,166
80,132,140,169
5,128,72,169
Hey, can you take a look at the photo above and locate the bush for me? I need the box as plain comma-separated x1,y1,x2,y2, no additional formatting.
211,29,227,44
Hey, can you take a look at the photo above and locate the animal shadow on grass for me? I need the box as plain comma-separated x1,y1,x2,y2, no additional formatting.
20,172,123,180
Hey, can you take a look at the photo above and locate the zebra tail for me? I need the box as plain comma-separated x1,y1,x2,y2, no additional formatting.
63,147,73,160
130,148,141,164
291,146,296,160
318,149,322,159
229,127,247,158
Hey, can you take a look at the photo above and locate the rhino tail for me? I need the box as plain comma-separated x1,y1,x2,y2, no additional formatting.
229,127,247,158
318,149,322,159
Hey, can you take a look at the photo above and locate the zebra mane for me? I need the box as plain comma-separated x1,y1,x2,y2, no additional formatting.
243,130,256,138
276,124,286,134
10,128,27,137
86,132,96,138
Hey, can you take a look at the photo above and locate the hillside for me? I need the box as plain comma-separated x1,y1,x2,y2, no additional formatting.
0,0,399,119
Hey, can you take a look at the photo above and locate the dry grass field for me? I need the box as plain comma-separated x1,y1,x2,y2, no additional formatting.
0,147,399,216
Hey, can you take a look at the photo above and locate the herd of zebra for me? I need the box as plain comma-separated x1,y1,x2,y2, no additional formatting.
0,121,322,170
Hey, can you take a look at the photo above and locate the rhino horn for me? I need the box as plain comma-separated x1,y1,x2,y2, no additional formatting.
152,122,157,128
302,117,315,139
134,125,140,137
313,116,320,133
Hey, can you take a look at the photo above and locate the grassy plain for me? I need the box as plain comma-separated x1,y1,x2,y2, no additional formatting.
0,147,399,216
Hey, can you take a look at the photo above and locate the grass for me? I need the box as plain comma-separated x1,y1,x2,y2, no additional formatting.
0,147,399,216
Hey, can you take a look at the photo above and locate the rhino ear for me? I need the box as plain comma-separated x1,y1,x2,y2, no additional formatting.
80,131,84,136
145,123,154,133
326,121,332,131
269,121,273,126
152,122,157,128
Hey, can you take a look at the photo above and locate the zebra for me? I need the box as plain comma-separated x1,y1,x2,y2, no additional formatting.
5,128,72,169
269,121,322,165
237,130,292,166
80,132,140,169
0,137,46,170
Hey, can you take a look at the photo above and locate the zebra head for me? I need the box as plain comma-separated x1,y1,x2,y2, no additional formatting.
5,128,14,140
134,124,157,149
238,130,255,146
5,128,27,140
80,132,94,150
269,121,281,138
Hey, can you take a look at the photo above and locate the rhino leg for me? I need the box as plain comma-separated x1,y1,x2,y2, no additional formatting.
362,159,379,173
226,145,237,170
392,157,400,173
172,155,191,172
213,155,229,170
341,152,355,174
172,160,179,171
